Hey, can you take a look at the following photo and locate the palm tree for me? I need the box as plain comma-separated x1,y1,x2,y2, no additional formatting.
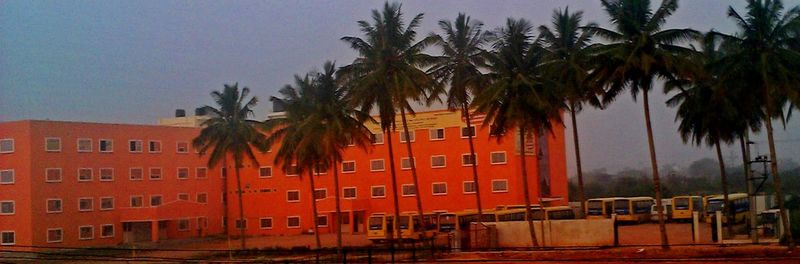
716,0,800,248
428,13,490,226
474,18,562,247
339,2,437,244
193,83,268,250
584,0,699,248
538,7,602,218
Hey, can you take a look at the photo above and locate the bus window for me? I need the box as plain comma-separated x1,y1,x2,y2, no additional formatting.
693,198,703,212
439,214,456,232
634,201,653,213
674,197,690,210
481,213,496,223
605,201,613,215
587,201,604,215
548,210,575,220
368,216,383,230
398,216,410,230
614,200,630,215
707,200,723,214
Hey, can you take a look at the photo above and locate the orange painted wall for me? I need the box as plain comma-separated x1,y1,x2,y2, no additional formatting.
0,122,33,249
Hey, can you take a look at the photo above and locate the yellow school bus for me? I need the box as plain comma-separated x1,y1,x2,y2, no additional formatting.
585,198,617,219
671,195,703,221
367,214,395,243
614,197,654,223
704,193,749,223
397,213,438,240
496,206,576,222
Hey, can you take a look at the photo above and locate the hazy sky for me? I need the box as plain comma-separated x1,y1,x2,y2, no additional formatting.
2,0,799,175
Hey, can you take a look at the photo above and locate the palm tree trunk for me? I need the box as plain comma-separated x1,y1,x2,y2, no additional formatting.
332,159,343,260
715,139,733,237
222,157,232,255
463,105,483,227
385,130,403,248
308,170,322,250
519,126,539,247
399,108,427,244
763,87,794,249
642,90,669,249
740,132,758,243
569,105,587,218
234,163,246,249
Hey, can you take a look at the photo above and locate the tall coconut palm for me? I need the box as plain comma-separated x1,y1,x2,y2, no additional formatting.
538,7,602,217
584,0,699,248
474,18,562,247
428,13,490,226
193,83,268,249
716,0,800,248
339,2,437,244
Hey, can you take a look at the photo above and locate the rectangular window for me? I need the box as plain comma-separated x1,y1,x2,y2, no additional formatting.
0,201,14,215
99,139,113,152
341,161,356,173
492,179,509,193
176,142,189,153
461,126,476,138
100,224,114,238
313,189,327,200
371,133,384,144
317,215,328,227
432,183,447,195
463,181,476,194
430,155,446,168
149,167,162,180
0,139,13,153
399,131,415,143
461,153,477,166
371,186,386,198
287,190,300,202
260,217,273,229
401,184,416,197
130,196,143,208
284,165,299,176
343,187,357,199
313,164,328,175
235,219,247,230
78,198,93,212
177,168,189,179
400,157,415,170
77,138,92,152
45,137,61,152
47,228,63,243
148,140,161,153
100,197,114,210
45,168,62,182
429,128,445,140
150,195,163,206
47,199,62,213
259,166,272,178
0,170,14,184
177,193,189,201
129,140,143,152
490,151,507,164
369,159,385,172
196,168,208,179
99,168,114,181
78,168,93,182
129,167,144,180
287,216,300,228
0,231,14,245
178,219,190,231
197,193,208,204
79,225,93,240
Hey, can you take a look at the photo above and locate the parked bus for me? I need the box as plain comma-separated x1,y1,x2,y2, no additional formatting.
496,206,576,222
672,195,704,221
705,193,749,223
586,198,617,219
397,213,438,240
438,213,457,233
367,214,394,243
614,197,654,223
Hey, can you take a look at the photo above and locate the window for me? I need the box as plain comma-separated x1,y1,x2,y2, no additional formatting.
177,193,189,201
79,225,93,240
430,155,446,168
197,193,208,204
490,151,507,164
100,224,114,238
0,170,13,184
429,128,445,140
401,184,416,197
341,161,356,173
492,179,509,193
0,231,14,245
369,159,385,172
196,168,208,179
129,167,144,180
285,165,299,176
45,137,61,152
100,197,114,210
77,138,92,152
259,166,272,178
317,215,328,227
99,139,113,152
150,195,163,206
313,189,327,200
461,153,477,166
399,131,415,142
287,216,301,228
177,168,189,179
260,217,273,229
287,190,300,202
176,142,189,153
313,164,328,175
45,168,62,182
78,198,93,212
371,133,384,144
78,168,93,181
130,196,143,207
461,126,476,138
99,168,114,181
463,181,476,194
0,201,14,215
178,219,190,231
432,183,447,195
400,157,415,170
47,199,62,213
343,187,357,199
235,219,247,229
47,228,63,243
149,167,162,180
0,139,13,153
148,141,161,153
371,186,386,198
129,140,143,152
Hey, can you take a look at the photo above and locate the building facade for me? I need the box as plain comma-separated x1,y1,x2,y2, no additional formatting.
0,109,567,248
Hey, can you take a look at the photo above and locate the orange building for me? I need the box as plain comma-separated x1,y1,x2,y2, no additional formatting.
0,109,567,248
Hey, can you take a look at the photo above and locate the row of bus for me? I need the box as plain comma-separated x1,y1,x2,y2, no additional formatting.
585,193,750,224
367,205,575,243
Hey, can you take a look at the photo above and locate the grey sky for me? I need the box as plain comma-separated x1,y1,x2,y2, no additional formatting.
2,0,799,175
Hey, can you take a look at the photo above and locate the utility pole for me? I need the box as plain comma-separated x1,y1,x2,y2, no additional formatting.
743,133,758,243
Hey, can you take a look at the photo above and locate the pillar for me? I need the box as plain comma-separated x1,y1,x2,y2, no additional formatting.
151,220,160,243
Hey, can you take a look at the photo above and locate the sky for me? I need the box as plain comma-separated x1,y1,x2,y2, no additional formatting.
2,0,799,176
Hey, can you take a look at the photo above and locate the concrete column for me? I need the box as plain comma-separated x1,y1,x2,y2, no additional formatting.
151,220,160,243
692,211,700,243
715,211,723,243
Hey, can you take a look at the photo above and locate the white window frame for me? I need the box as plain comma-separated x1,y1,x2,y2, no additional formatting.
0,231,15,245
491,179,509,193
176,141,189,154
400,157,416,170
78,168,93,182
99,168,114,182
46,198,62,213
313,188,327,201
100,224,115,238
399,131,415,143
371,133,384,145
149,167,162,180
44,137,61,152
343,187,357,199
429,128,446,141
0,169,14,185
316,215,329,227
490,151,508,165
78,197,93,212
432,182,448,196
78,225,94,240
177,193,190,201
46,228,63,243
259,166,273,178
286,216,301,228
460,126,477,138
129,167,144,181
371,185,386,198
286,190,300,203
150,195,163,207
369,159,385,172
463,181,476,194
430,155,446,168
401,184,416,197
461,153,478,166
0,200,14,215
197,192,208,204
341,161,356,173
99,197,114,210
45,168,62,183
196,167,208,179
259,217,273,229
77,138,93,153
148,140,162,153
0,138,14,153
284,165,299,177
98,139,113,153
177,167,190,180
130,195,144,208
128,140,143,153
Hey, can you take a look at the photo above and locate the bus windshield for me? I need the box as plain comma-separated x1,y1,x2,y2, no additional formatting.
674,198,690,210
707,200,724,213
587,201,604,215
398,216,410,229
368,217,383,230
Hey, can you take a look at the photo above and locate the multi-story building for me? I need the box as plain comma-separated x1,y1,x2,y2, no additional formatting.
0,109,567,249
